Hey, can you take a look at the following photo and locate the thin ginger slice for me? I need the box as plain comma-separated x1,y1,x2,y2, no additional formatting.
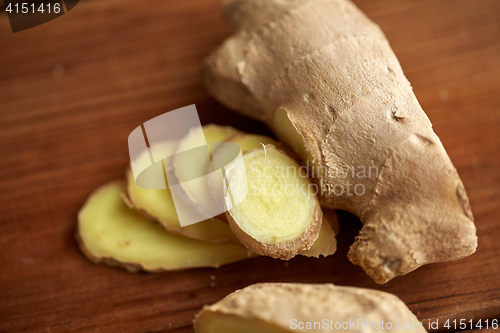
208,133,280,215
77,180,252,272
126,169,241,245
212,133,337,258
224,145,322,259
300,213,337,258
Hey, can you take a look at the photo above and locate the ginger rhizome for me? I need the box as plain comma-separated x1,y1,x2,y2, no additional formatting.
204,0,477,283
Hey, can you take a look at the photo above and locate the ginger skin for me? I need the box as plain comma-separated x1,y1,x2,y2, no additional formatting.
194,283,427,333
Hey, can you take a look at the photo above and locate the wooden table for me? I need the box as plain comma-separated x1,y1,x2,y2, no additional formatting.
1,0,499,331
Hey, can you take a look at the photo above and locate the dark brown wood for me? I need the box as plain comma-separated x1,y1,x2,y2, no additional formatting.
0,0,499,332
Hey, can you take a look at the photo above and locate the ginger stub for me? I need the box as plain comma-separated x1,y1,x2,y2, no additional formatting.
194,283,427,333
77,181,253,272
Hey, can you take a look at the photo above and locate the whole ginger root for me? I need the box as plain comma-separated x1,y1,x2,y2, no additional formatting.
204,0,477,283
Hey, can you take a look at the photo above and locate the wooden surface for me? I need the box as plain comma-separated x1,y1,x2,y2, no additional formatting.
1,0,499,332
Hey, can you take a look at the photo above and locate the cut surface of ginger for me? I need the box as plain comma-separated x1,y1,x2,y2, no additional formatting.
77,180,252,272
225,145,321,259
227,146,315,243
209,133,280,214
212,134,336,258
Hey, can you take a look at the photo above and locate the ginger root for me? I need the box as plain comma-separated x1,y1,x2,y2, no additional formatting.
77,181,252,272
204,0,477,283
194,283,426,333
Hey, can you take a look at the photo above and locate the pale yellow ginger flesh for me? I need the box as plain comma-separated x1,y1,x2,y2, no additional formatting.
213,133,337,258
209,133,280,218
194,283,427,333
126,127,336,257
204,0,477,283
224,145,322,259
77,180,252,272
225,133,280,154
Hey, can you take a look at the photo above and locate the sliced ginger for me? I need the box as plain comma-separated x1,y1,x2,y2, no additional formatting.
126,124,242,244
126,126,336,257
77,180,252,272
194,283,426,333
212,133,337,258
82,125,336,274
224,145,322,259
209,133,280,215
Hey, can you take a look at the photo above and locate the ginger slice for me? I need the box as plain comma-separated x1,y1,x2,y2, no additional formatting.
194,283,426,333
77,180,252,272
224,145,322,259
209,133,280,215
212,134,337,258
224,133,280,153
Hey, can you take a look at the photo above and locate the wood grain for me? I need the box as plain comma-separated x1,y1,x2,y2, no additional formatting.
0,0,499,332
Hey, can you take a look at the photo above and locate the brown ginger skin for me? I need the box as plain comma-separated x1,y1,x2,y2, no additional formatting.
204,0,477,283
194,283,427,333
